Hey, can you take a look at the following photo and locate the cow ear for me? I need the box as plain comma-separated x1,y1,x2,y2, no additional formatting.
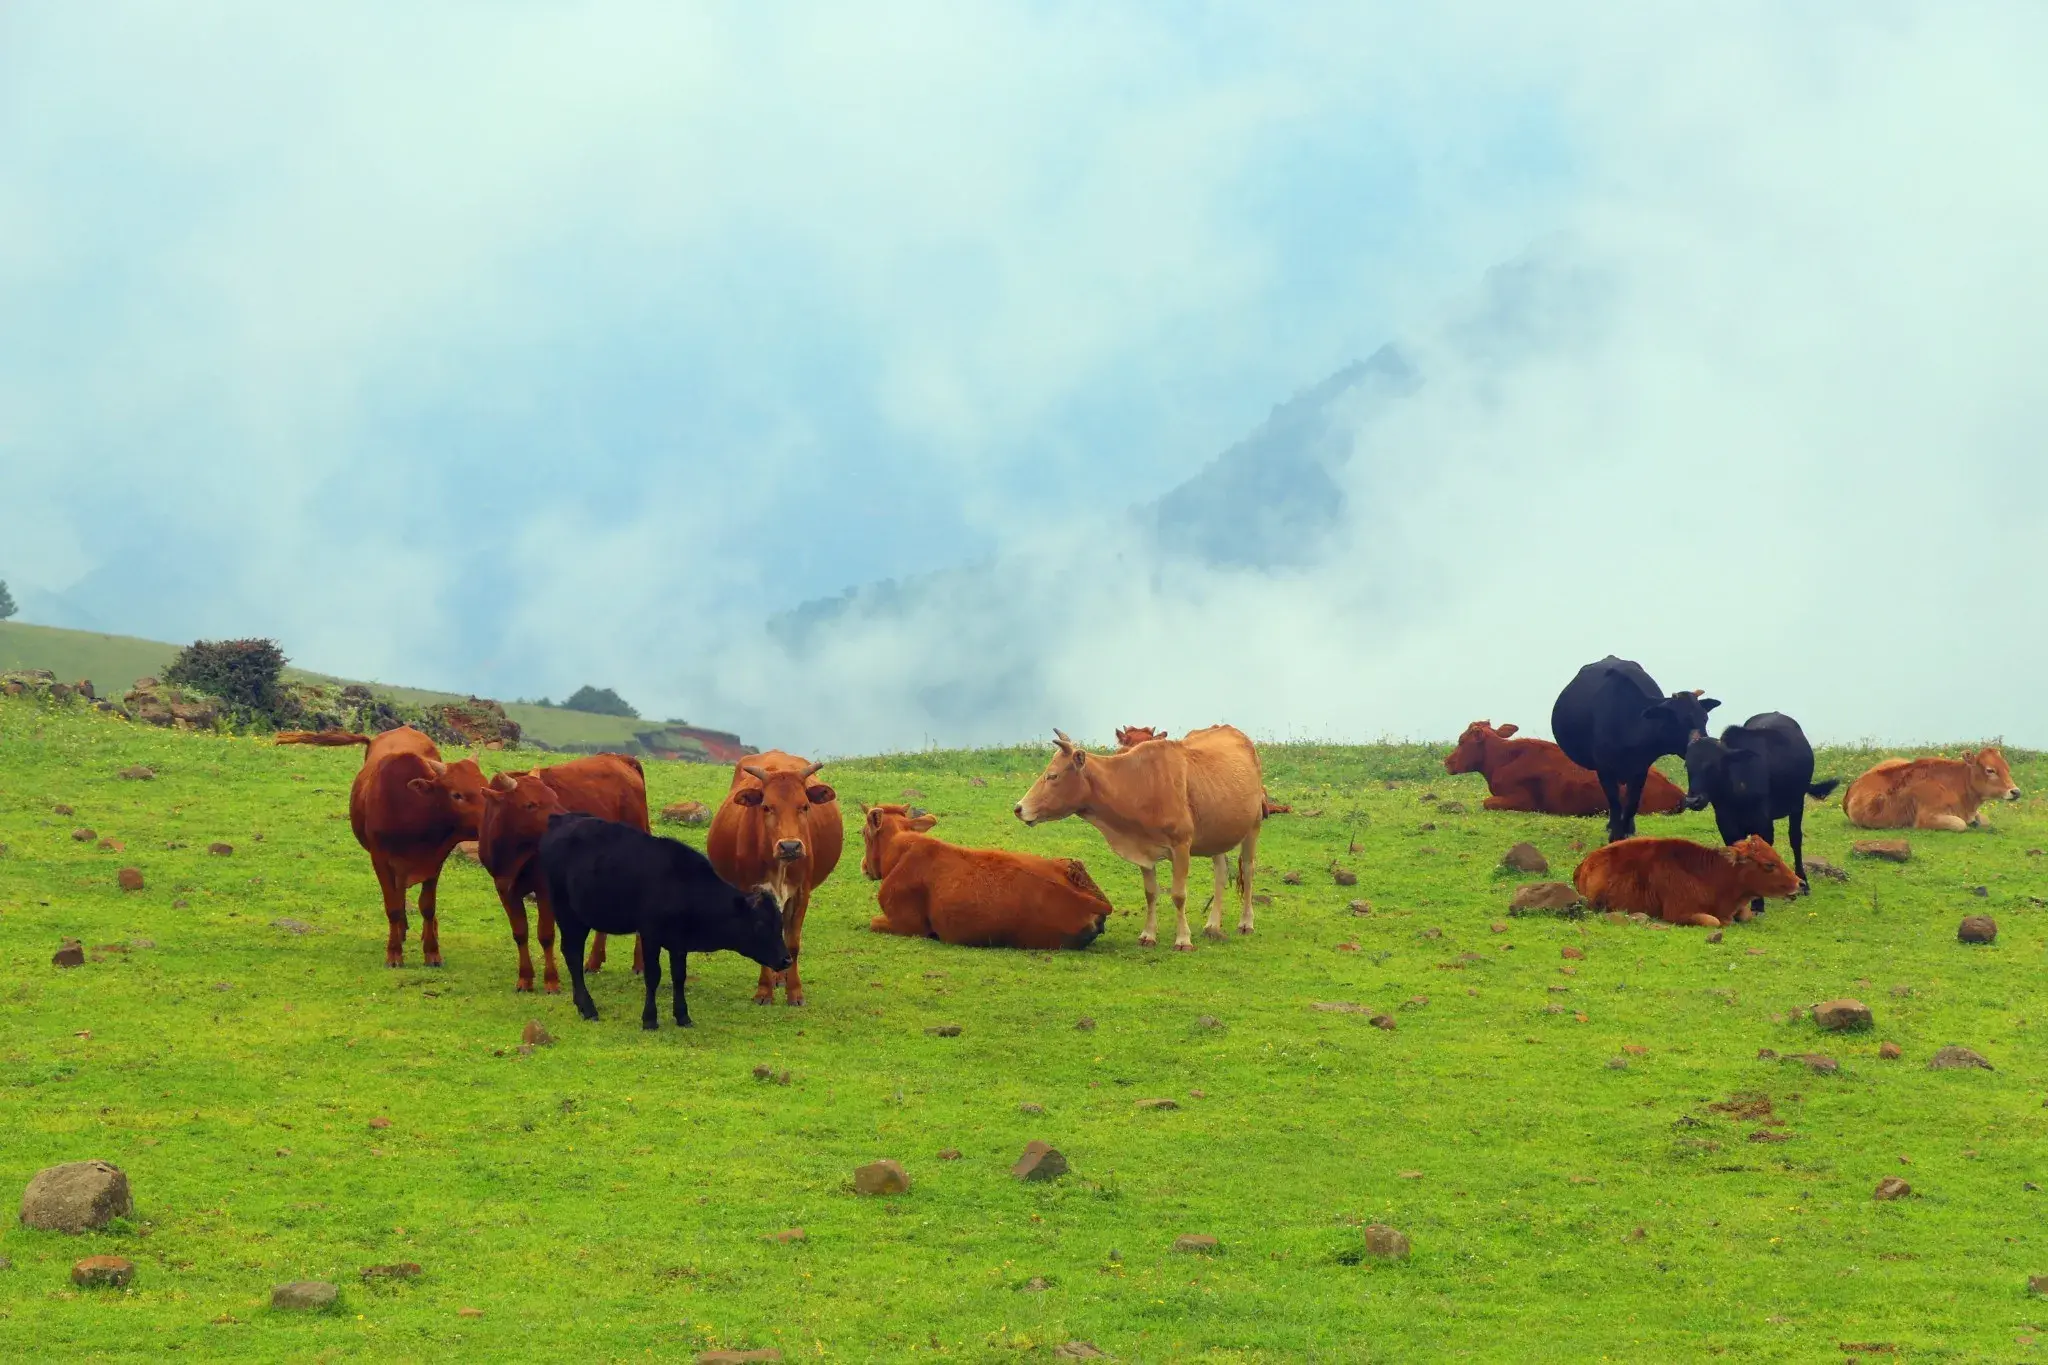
1496,723,1519,738
1072,747,1087,769
735,788,764,808
407,776,435,794
1699,697,1721,713
806,783,835,805
909,813,939,832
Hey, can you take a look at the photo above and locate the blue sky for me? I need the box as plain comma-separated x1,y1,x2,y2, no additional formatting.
5,5,2046,750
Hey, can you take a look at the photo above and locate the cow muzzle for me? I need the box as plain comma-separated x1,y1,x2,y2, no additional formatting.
1013,802,1034,826
2005,788,2022,802
1682,794,1710,812
775,839,805,862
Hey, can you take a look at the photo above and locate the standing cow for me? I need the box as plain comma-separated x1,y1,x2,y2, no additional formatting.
345,726,487,969
1682,712,1838,900
1014,724,1262,951
1551,656,1718,843
706,751,843,1006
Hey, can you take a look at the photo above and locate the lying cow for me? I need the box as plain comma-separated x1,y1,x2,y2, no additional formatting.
1842,747,2021,830
539,811,792,1030
1117,724,1290,816
1572,834,1801,927
1682,712,1838,898
1016,724,1261,950
859,803,1111,949
346,726,486,968
1443,720,1686,817
1551,656,1718,843
706,751,843,1006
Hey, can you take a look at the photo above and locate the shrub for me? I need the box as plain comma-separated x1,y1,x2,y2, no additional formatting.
163,638,289,713
0,579,15,620
561,685,638,718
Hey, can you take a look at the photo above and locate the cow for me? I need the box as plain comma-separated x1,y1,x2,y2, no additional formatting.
1572,834,1801,927
1117,724,1290,817
468,754,651,992
1015,724,1262,950
539,810,792,1030
858,803,1112,949
1443,720,1686,817
1551,656,1719,843
705,751,844,1006
1842,747,2021,831
345,725,487,968
1682,712,1839,903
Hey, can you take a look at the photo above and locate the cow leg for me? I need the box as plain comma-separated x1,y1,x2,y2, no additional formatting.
781,950,805,1007
673,950,692,1027
375,858,408,967
417,872,444,967
1236,824,1261,934
631,935,645,976
1687,912,1724,928
1138,864,1161,947
1203,855,1229,940
1168,845,1194,951
535,887,561,994
782,894,809,1006
560,923,599,1021
1616,769,1650,841
585,931,609,973
640,942,662,1030
1920,812,1969,832
1598,774,1628,843
499,888,536,993
754,963,778,1005
1732,905,1755,923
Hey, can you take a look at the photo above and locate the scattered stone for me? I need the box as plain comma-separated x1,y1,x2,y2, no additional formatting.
1489,921,1508,934
1418,927,1443,940
1852,840,1911,863
71,1255,134,1288
115,866,145,892
1757,1048,1779,1060
1012,1142,1067,1182
52,940,85,968
1508,882,1582,915
1196,1015,1222,1030
1799,1054,1840,1074
1280,871,1302,885
52,804,73,816
1958,916,1997,944
767,1228,806,1243
1363,1224,1411,1260
1606,1057,1629,1070
360,1262,422,1281
71,828,96,842
20,1160,132,1232
926,1025,962,1037
97,838,124,852
853,1159,910,1195
1928,1045,1993,1071
1368,1014,1396,1031
1501,842,1549,874
369,1116,392,1130
1054,1345,1107,1361
521,1020,554,1047
1561,945,1585,960
1706,930,1724,943
938,1149,962,1161
1331,866,1358,887
1873,1177,1911,1201
1135,1098,1179,1111
271,1280,338,1311
272,918,312,934
1172,1234,1219,1254
659,801,712,826
1074,1017,1096,1032
1879,1041,1902,1060
1018,1102,1045,1115
207,842,233,856
1813,999,1873,1032
1804,857,1847,882
1348,899,1372,916
696,1351,782,1365
118,765,154,781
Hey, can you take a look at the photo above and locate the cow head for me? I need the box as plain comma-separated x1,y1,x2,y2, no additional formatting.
1682,733,1765,813
1968,746,2021,803
858,802,939,879
1726,834,1800,899
1015,730,1092,826
1114,725,1166,750
734,760,834,866
477,770,566,867
1445,721,1516,774
1642,689,1720,749
713,884,795,972
405,757,489,837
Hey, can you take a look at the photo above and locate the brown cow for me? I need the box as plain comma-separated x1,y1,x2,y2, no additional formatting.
1444,721,1686,817
1016,724,1262,950
468,754,651,992
1571,834,1800,927
858,803,1112,949
1117,724,1291,817
1842,748,2021,830
706,751,844,1005
346,726,487,968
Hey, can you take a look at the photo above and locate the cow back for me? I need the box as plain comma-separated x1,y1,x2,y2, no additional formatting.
1177,725,1263,855
541,754,650,831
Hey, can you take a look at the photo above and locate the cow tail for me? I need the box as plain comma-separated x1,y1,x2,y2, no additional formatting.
274,730,371,747
1806,777,1841,801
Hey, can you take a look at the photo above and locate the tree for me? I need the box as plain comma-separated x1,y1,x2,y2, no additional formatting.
0,579,15,621
561,684,638,718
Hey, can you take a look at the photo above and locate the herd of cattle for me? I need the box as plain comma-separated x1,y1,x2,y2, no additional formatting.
279,653,2024,1030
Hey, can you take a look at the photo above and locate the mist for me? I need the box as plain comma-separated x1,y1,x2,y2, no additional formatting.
5,4,2044,754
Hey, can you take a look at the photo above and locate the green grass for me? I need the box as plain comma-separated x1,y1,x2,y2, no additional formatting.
2,698,2046,1361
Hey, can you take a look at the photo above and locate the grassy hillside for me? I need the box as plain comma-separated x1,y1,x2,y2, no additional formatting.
2,698,2045,1358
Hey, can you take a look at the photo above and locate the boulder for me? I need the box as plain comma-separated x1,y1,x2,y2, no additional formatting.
52,940,85,968
1958,916,1997,944
70,1255,134,1288
23,1161,133,1231
853,1160,910,1195
1011,1142,1067,1182
1928,1045,1993,1071
1873,1177,1911,1201
659,801,712,827
1172,1234,1219,1254
1852,840,1911,863
1363,1224,1411,1259
1134,1098,1179,1111
521,1020,554,1047
1508,882,1582,914
1804,857,1847,881
117,765,155,781
271,1281,339,1311
360,1263,422,1281
1501,843,1549,874
117,867,144,892
1813,999,1873,1031
1879,1041,1902,1060
1331,866,1358,886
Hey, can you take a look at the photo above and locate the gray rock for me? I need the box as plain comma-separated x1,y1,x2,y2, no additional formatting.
1363,1223,1411,1259
271,1280,339,1310
1508,882,1581,914
1812,999,1873,1031
853,1160,910,1195
1501,842,1549,874
20,1160,133,1232
1928,1045,1993,1071
1012,1141,1068,1182
272,918,313,935
1172,1234,1219,1254
1958,915,1997,944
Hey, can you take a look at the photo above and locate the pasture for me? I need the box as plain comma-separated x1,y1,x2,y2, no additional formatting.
2,697,2045,1361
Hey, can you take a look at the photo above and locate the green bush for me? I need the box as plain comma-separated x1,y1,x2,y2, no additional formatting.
164,638,288,713
0,579,16,620
561,684,638,718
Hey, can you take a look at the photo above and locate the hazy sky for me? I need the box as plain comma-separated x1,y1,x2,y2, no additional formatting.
4,4,2044,753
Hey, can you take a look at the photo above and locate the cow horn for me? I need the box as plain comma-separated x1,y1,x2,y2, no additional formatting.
1053,728,1073,748
427,759,448,777
801,760,824,780
741,764,769,782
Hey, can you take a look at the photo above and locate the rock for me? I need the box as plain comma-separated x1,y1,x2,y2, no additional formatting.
1018,1102,1045,1115
1804,857,1847,881
1878,1041,1902,1060
1369,1014,1397,1031
97,838,124,851
521,1020,554,1047
1135,1098,1179,1111
925,1024,962,1037
1813,999,1873,1031
1509,882,1582,914
1489,921,1508,934
1561,945,1585,960
766,1228,806,1243
697,1350,783,1364
71,827,96,842
968,777,988,789
1928,1045,1993,1071
2032,1275,2048,1297
659,801,712,826
70,1255,134,1288
1280,871,1303,885
1501,842,1549,874
1958,915,1997,944
1363,1223,1411,1259
1012,1142,1067,1182
1852,840,1911,863
1313,1002,1368,1014
1348,900,1372,916
1196,1015,1222,1030
1074,1017,1096,1032
1799,1054,1839,1074
1873,1177,1911,1201
272,918,312,934
853,1159,911,1195
369,1116,392,1130
1172,1234,1219,1254
1706,930,1724,943
52,940,85,968
938,1149,962,1161
360,1262,422,1280
20,1162,132,1233
116,867,144,892
1054,1345,1107,1360
1332,867,1358,886
272,1280,338,1310
52,804,73,816
118,765,154,781
207,842,233,856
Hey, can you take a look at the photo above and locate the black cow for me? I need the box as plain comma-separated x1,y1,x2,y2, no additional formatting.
1551,655,1720,843
1683,711,1840,907
539,813,793,1030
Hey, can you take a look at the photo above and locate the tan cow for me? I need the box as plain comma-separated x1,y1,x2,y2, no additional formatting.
1014,724,1263,950
1842,747,2021,831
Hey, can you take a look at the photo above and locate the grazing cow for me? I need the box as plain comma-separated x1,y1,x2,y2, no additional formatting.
1015,724,1262,950
705,751,844,1006
1682,712,1839,899
1444,720,1686,817
1551,656,1719,843
276,729,373,747
1572,834,1801,927
1842,748,2021,830
1117,724,1291,817
539,812,791,1030
858,803,1112,949
468,754,651,992
346,726,487,968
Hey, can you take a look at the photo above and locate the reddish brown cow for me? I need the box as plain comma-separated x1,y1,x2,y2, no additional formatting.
858,803,1112,949
706,751,844,1005
1571,834,1800,927
468,754,651,992
1843,748,2021,830
346,726,487,968
1117,724,1291,816
1444,720,1686,817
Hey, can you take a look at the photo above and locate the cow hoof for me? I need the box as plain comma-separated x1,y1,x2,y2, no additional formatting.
542,981,561,995
641,1019,659,1031
577,1009,599,1022
1238,926,1254,936
1203,927,1225,941
515,980,534,993
676,1017,694,1028
786,997,806,1007
1138,934,1158,947
1174,941,1196,952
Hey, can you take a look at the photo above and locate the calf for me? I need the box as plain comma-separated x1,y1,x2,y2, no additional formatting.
859,804,1112,949
1551,656,1719,842
540,812,792,1030
1444,720,1685,817
1682,712,1839,900
1572,834,1801,927
1842,748,2021,831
